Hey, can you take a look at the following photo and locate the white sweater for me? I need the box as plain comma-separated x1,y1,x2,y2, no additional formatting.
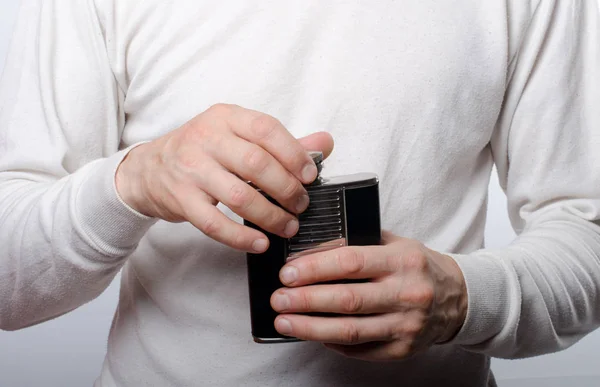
1,0,599,386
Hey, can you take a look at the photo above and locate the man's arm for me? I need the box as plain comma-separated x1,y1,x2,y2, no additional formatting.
448,0,600,358
0,0,156,331
0,0,330,331
262,0,600,362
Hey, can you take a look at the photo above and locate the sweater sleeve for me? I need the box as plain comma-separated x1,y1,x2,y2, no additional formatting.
0,0,156,331
446,0,600,358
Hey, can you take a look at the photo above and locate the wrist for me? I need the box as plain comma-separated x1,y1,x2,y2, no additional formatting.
434,253,468,344
74,145,157,257
115,142,154,217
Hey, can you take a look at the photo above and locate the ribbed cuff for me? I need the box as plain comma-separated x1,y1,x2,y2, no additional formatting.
74,143,157,258
443,252,510,346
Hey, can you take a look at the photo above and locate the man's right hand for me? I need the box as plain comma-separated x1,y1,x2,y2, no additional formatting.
115,103,334,253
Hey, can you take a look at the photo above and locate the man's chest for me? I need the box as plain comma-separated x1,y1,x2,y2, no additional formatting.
101,0,507,173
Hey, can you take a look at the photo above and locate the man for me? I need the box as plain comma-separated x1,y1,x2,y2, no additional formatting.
0,0,598,386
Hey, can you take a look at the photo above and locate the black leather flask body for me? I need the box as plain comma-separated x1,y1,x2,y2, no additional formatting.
244,152,382,343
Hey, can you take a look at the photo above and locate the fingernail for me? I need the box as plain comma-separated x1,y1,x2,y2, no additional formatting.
280,266,298,284
252,239,269,253
272,293,291,311
302,163,318,183
295,194,310,213
276,318,292,335
284,219,299,237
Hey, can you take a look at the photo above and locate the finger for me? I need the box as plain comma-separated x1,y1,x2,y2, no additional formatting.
381,230,398,244
279,246,394,286
274,313,402,345
208,135,310,215
217,104,319,185
195,158,300,239
180,189,270,253
297,131,335,160
324,341,415,362
271,282,399,315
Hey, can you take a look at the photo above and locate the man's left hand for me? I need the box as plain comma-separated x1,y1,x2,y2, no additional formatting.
270,230,468,361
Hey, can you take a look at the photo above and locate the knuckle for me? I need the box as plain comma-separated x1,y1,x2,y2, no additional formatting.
228,183,255,210
266,208,288,229
182,119,212,144
385,254,401,272
299,290,313,311
233,232,248,250
385,324,402,342
299,320,315,339
403,249,429,272
339,288,364,314
409,285,435,308
208,103,233,116
278,147,307,174
340,322,361,345
280,179,301,200
337,249,366,276
243,147,270,176
250,114,279,140
389,342,411,359
404,316,426,339
175,150,210,173
177,151,200,169
201,216,221,236
305,257,322,280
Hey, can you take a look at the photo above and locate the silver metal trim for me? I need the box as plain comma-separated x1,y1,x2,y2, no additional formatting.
253,336,301,344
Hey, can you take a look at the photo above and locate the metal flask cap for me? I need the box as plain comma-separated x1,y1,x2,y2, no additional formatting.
308,151,324,180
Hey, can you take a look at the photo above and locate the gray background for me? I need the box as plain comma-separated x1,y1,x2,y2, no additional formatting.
0,1,598,386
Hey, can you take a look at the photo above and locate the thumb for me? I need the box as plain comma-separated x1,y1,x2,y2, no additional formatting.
297,131,334,160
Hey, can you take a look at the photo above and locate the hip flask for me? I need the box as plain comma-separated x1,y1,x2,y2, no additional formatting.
244,151,382,343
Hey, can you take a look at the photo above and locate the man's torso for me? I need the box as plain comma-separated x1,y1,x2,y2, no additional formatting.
92,1,511,385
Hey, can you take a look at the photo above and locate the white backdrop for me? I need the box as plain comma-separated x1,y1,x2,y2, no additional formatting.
1,1,599,386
